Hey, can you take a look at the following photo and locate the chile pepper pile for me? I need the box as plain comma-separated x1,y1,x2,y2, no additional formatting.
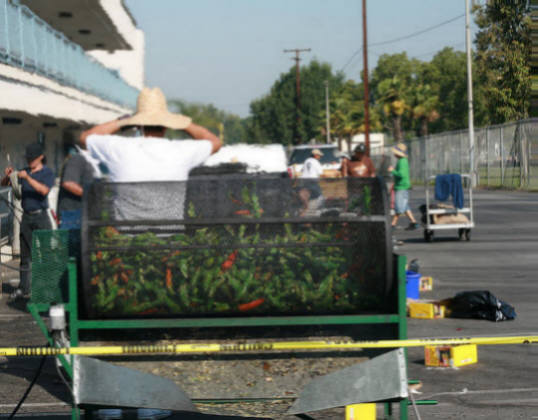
87,186,385,317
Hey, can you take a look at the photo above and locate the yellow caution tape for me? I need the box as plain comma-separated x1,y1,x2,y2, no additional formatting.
0,336,536,357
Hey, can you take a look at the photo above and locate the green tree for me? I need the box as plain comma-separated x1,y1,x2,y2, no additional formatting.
370,53,421,141
376,76,409,142
421,48,467,133
410,82,439,137
370,49,488,138
474,0,531,123
168,100,247,143
370,52,420,91
322,80,381,151
247,60,345,145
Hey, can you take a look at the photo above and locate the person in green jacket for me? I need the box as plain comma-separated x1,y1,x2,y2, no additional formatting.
388,143,419,230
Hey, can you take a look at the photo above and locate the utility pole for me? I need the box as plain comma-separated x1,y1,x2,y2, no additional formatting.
324,80,331,144
284,48,311,144
362,0,370,156
465,0,475,185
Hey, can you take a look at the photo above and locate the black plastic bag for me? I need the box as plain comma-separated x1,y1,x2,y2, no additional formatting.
446,290,516,322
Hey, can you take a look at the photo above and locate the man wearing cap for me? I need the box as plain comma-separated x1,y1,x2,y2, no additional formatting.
78,87,222,182
1,143,55,300
301,149,324,179
341,143,376,178
388,143,419,230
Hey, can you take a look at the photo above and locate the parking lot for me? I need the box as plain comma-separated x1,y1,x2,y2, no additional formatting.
0,188,537,419
400,188,538,419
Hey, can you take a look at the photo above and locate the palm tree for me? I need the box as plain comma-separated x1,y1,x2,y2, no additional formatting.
319,80,382,152
376,76,408,142
411,83,440,137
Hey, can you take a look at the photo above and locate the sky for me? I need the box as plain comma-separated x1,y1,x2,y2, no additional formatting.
124,0,479,118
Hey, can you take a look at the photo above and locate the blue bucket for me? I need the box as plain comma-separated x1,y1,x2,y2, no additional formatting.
406,270,421,299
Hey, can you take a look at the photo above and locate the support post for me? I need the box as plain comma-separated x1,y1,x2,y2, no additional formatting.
465,0,475,186
486,128,489,186
362,0,370,156
68,258,79,347
398,255,408,420
284,48,311,144
500,126,505,185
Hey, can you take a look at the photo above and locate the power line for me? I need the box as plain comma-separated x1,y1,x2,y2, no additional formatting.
343,43,466,75
341,47,362,73
340,13,465,72
369,14,464,47
411,42,466,59
341,42,465,71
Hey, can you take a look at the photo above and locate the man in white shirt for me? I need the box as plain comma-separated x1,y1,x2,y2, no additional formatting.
300,149,323,179
78,87,222,221
79,87,222,181
298,149,324,216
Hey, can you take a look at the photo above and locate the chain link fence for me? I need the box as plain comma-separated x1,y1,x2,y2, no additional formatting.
0,0,138,108
373,119,538,189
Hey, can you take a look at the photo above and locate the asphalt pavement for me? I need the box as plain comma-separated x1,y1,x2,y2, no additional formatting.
399,188,538,419
0,188,537,419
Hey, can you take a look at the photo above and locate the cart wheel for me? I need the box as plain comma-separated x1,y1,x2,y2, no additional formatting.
424,230,434,242
465,229,471,241
458,228,465,240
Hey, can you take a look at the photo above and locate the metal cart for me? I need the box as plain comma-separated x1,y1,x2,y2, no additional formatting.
423,174,474,242
27,176,411,419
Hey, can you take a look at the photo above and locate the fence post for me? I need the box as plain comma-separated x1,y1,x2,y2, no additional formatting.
517,122,525,188
486,127,489,186
526,131,532,188
500,126,504,186
422,136,426,184
460,132,464,174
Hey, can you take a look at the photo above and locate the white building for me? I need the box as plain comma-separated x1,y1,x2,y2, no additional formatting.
0,0,144,172
0,0,144,250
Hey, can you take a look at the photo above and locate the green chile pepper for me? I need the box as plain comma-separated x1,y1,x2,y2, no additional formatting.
92,186,380,316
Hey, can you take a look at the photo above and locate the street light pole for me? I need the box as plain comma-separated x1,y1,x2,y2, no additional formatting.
465,0,475,185
362,0,370,156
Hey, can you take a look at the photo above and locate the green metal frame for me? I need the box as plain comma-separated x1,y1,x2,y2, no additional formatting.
28,254,409,420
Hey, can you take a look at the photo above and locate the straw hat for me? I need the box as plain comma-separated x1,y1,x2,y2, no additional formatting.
392,143,407,158
118,87,192,130
312,148,324,156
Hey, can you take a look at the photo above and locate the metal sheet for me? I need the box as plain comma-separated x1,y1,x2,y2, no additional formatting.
287,349,408,414
73,356,197,412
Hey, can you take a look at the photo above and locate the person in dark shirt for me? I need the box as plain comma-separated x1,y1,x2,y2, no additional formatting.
1,143,55,300
57,149,93,229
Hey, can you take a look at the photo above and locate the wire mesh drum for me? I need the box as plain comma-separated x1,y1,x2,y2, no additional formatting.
81,177,392,319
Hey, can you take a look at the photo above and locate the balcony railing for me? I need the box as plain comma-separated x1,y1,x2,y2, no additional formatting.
0,0,138,109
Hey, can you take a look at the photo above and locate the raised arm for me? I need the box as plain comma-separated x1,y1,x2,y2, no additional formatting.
183,123,222,154
79,119,122,149
17,171,50,196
